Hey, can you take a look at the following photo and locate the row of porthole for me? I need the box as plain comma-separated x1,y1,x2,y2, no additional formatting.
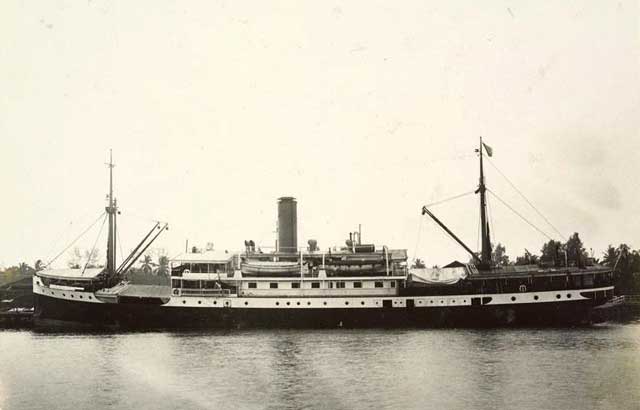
179,299,476,307
179,300,381,307
183,299,224,305
275,301,370,306
420,299,467,305
510,293,572,302
49,291,92,300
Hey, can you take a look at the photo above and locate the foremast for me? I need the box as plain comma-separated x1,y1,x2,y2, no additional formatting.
105,149,118,278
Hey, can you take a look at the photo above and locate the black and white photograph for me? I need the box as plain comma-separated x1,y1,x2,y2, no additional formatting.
1,2,638,409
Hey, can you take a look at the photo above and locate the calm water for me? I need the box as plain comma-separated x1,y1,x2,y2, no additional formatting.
1,323,639,410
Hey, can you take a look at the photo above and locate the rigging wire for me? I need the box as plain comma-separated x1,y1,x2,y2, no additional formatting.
424,213,473,262
487,189,554,241
41,207,106,265
44,212,106,268
117,227,125,266
486,157,566,240
415,190,475,263
412,216,424,262
81,214,108,276
487,193,496,245
423,191,475,208
476,205,481,253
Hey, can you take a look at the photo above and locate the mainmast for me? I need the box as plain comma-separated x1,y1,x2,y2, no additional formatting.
105,150,118,276
477,137,492,268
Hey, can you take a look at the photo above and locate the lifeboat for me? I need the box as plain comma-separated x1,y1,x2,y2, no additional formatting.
241,261,301,277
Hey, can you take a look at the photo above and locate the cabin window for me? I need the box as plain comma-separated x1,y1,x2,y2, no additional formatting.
172,279,181,288
182,280,199,289
291,282,300,289
375,281,383,288
191,263,209,273
390,281,396,288
328,282,333,289
336,281,346,289
353,281,362,288
311,282,320,289
208,263,225,273
269,283,278,289
248,282,257,289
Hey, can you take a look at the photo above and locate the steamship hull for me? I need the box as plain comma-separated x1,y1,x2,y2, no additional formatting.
33,287,613,330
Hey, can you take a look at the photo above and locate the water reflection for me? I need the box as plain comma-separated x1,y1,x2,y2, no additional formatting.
1,324,639,410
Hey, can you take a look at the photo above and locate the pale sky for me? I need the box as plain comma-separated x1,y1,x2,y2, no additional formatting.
1,1,638,269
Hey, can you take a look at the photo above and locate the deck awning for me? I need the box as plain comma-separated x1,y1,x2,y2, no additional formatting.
117,284,171,298
171,250,235,264
408,266,468,286
37,268,104,280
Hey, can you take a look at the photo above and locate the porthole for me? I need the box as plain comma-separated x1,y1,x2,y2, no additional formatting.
88,296,92,299
213,300,217,305
567,293,572,299
79,295,83,299
323,301,327,306
276,302,280,306
307,302,311,306
286,302,290,306
244,301,248,306
440,300,444,304
556,294,561,299
430,300,434,304
70,295,74,298
62,294,66,297
296,302,300,306
345,301,349,305
418,301,423,304
511,297,516,302
376,301,379,305
534,295,539,301
52,292,55,296
198,301,202,305
361,301,365,305
182,300,186,304
463,300,466,303
452,300,456,303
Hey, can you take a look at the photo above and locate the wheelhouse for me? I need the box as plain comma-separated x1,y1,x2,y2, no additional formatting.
170,251,238,297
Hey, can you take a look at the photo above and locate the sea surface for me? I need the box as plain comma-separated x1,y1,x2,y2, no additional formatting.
1,322,639,410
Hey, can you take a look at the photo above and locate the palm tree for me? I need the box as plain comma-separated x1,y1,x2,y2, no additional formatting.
156,255,169,276
139,255,155,274
18,262,33,275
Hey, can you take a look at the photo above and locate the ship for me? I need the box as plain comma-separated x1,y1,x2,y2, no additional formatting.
33,141,615,329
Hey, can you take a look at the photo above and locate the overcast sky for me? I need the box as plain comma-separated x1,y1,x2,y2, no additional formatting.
1,1,638,269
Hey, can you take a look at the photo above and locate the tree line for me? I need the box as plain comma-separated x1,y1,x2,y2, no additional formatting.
0,247,171,284
411,232,640,295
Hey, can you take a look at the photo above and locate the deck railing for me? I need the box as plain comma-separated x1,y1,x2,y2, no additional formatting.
179,288,231,297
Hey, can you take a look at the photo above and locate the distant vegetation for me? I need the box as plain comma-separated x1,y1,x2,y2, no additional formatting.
478,233,640,295
0,248,171,287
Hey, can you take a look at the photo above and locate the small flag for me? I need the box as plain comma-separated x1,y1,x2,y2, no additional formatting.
482,142,493,157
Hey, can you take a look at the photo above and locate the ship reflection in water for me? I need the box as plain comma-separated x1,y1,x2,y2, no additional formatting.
1,324,639,410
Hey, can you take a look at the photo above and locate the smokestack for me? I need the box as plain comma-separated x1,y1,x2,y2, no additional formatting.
278,197,297,253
